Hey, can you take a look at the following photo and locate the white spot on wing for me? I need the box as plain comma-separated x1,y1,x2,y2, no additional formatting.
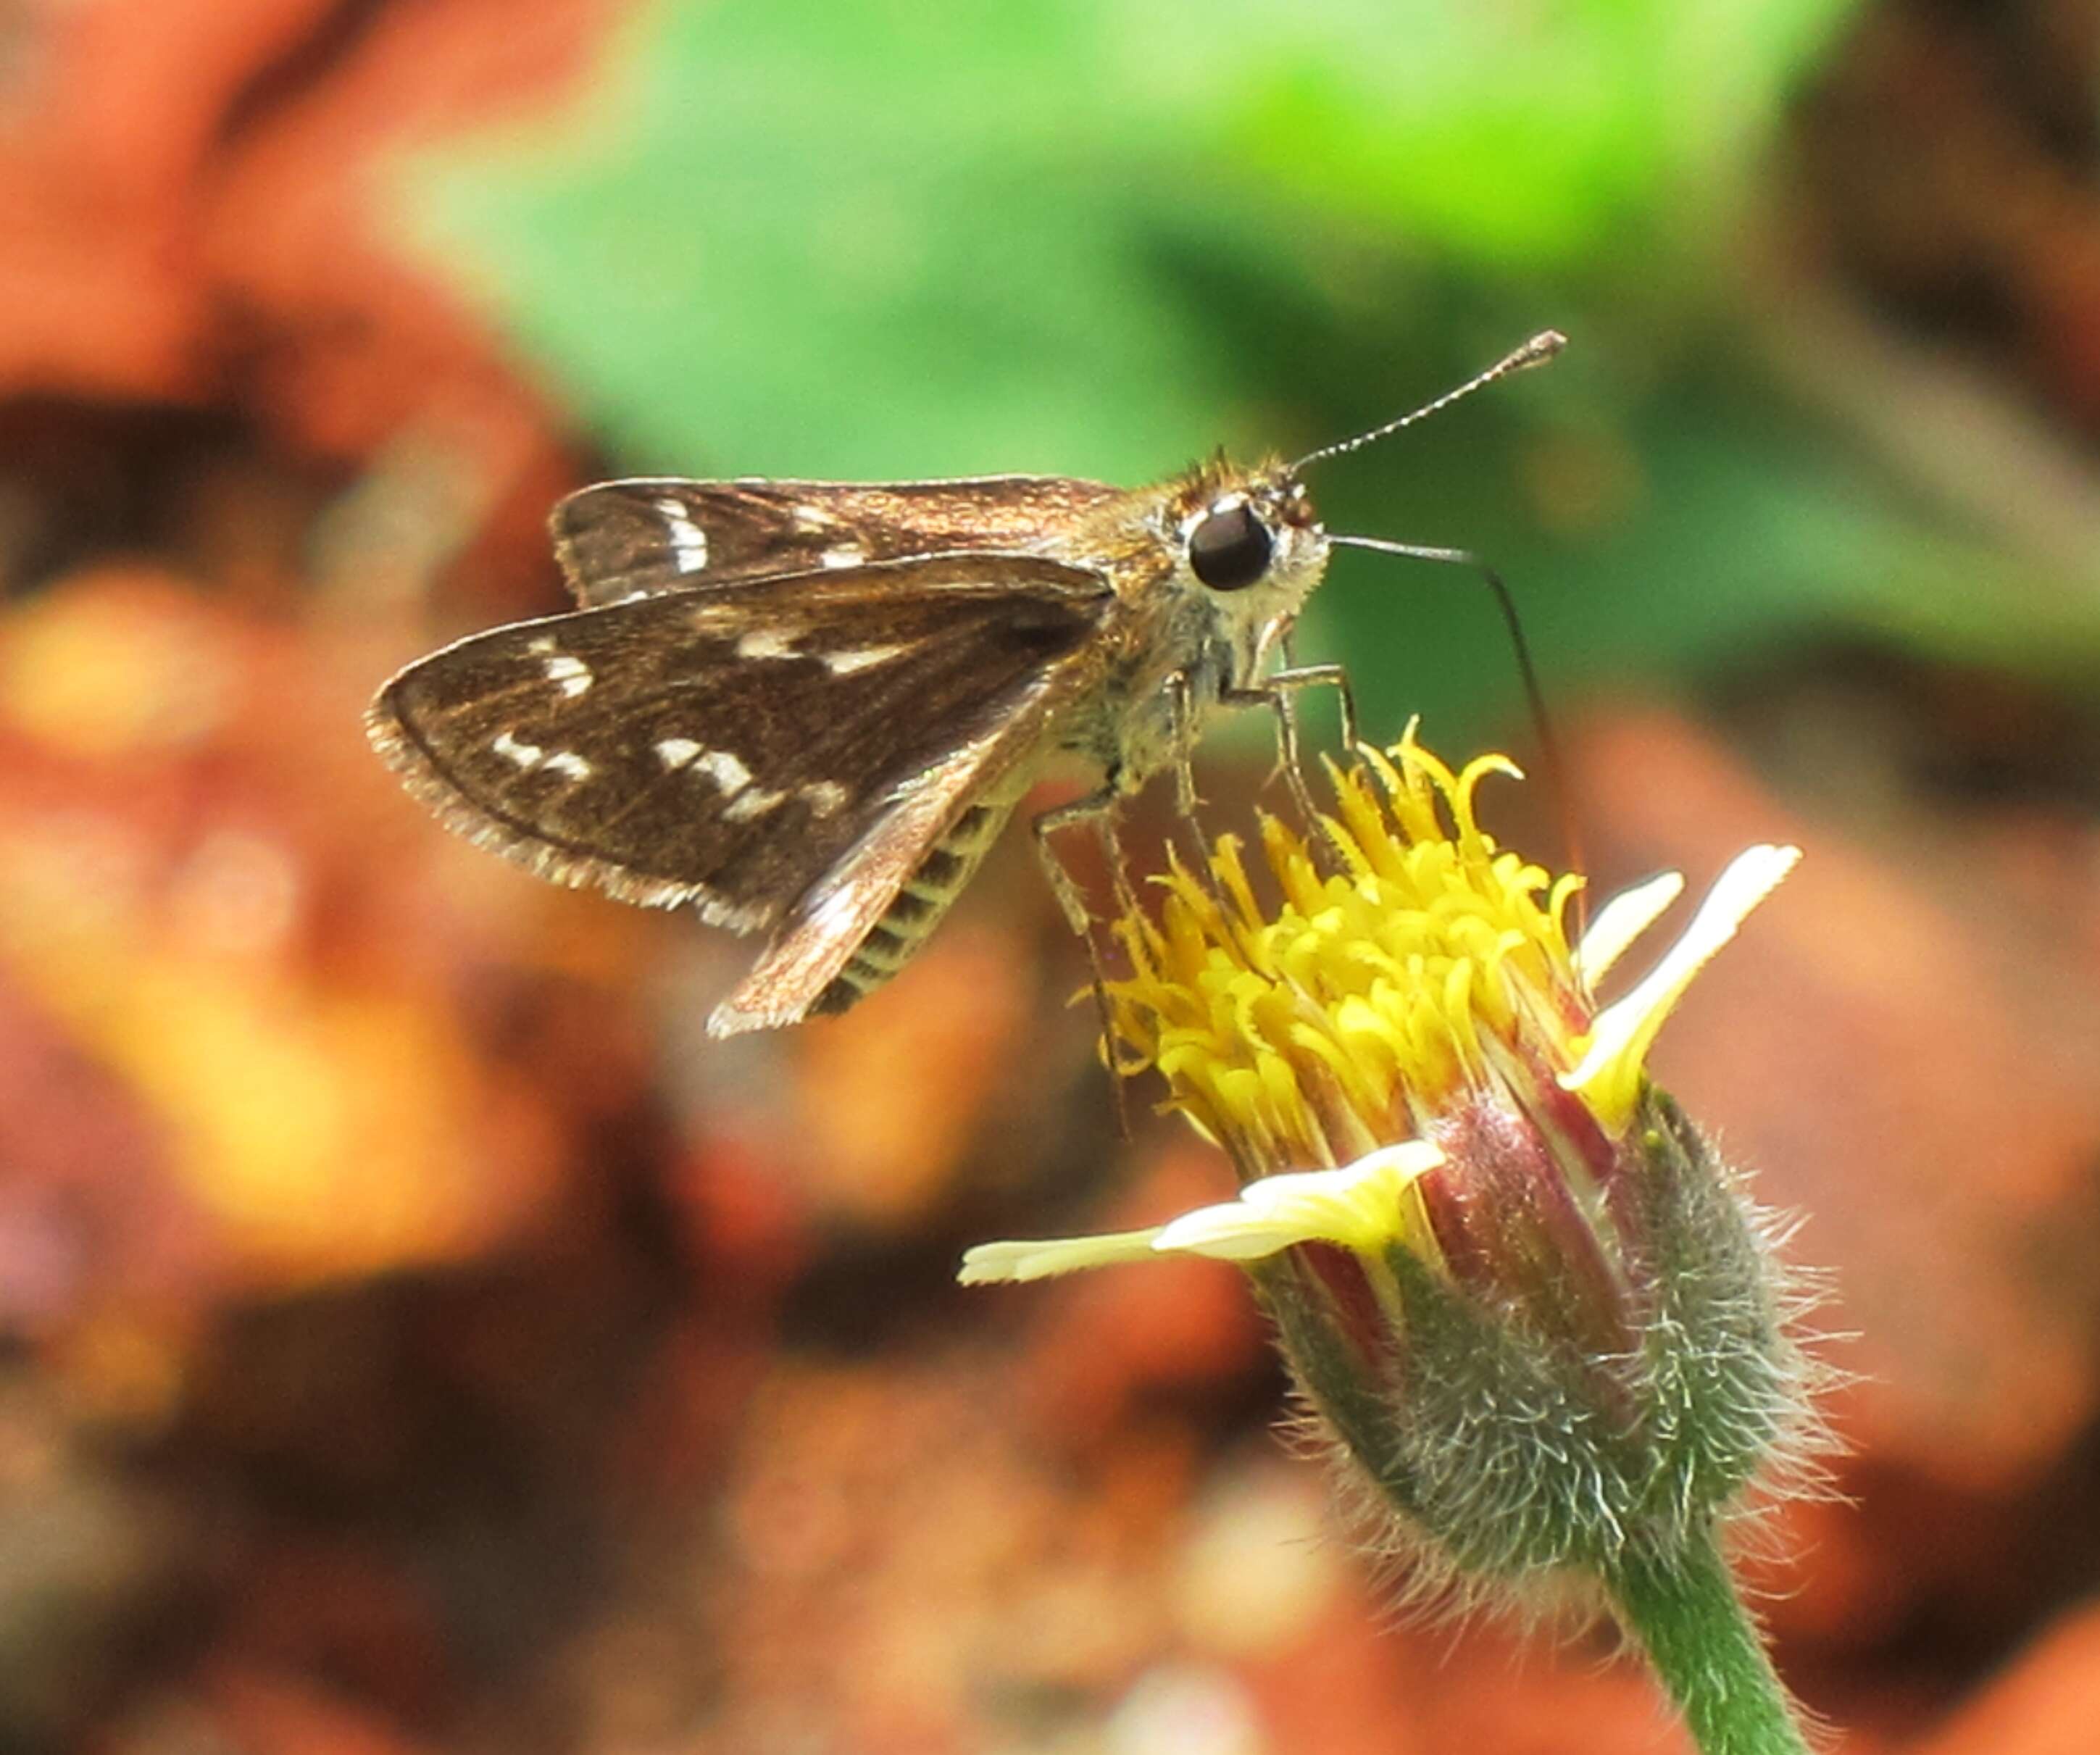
791,504,830,533
542,653,593,697
659,739,766,804
723,786,789,822
655,496,709,573
822,644,907,675
693,749,754,795
820,542,866,569
736,629,800,661
492,730,543,770
543,751,593,780
802,781,849,817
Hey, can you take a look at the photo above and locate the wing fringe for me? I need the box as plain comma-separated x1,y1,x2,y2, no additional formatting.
364,695,778,933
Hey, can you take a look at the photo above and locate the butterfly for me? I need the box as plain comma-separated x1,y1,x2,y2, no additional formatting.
365,333,1562,1037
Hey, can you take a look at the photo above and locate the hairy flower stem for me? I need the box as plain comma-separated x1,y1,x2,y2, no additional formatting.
1606,1530,1811,1755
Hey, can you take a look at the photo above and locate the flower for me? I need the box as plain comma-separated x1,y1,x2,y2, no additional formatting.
963,727,1827,1752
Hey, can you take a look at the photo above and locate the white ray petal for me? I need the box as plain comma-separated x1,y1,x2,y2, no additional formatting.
1562,844,1800,1133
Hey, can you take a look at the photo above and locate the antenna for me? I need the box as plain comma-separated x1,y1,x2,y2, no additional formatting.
1291,330,1567,475
1328,533,1586,928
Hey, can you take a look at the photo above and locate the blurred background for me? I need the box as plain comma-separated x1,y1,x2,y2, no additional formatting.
3,1,2100,1751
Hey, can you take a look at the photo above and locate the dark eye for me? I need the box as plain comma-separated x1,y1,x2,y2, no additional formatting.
1188,503,1273,591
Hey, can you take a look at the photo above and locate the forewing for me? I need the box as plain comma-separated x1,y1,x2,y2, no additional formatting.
367,554,1109,932
551,475,1120,607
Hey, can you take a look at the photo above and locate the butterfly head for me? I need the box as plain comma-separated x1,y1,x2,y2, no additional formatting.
1150,330,1567,674
1160,455,1330,640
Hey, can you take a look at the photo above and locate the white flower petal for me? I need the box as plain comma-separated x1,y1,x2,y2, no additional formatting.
961,1143,1446,1287
958,1227,1164,1285
1562,844,1800,1132
1152,1214,1323,1261
1574,870,1685,988
1155,1143,1443,1262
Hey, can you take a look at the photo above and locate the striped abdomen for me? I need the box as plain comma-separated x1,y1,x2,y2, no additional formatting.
812,791,1020,1015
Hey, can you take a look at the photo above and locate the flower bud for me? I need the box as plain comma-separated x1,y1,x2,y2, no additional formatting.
964,730,1823,1625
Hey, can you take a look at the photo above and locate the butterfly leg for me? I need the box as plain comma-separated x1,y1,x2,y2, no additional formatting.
1274,633,1363,754
1162,670,1238,914
1032,783,1141,933
1222,662,1359,835
1164,672,1206,821
1257,628,1301,800
1032,786,1145,1085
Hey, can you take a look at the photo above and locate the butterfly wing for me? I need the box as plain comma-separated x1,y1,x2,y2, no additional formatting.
551,476,1122,606
706,686,1059,1036
367,553,1110,950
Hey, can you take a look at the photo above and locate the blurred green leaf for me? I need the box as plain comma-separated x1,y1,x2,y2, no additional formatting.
398,0,1258,479
391,0,2100,756
1199,0,1861,272
1314,361,2100,744
395,0,1859,478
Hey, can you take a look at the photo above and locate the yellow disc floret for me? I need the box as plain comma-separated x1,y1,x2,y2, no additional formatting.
1107,726,1585,1172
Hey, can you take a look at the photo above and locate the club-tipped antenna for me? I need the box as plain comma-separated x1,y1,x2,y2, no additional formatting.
1328,533,1586,923
1291,330,1567,475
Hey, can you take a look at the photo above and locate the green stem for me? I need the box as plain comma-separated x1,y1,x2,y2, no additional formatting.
1605,1527,1812,1755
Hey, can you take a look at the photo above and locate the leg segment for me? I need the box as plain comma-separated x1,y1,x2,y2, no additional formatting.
1030,783,1125,938
1163,671,1233,910
1031,783,1143,1087
1222,661,1360,834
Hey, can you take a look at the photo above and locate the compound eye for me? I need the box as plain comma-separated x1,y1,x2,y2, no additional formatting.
1188,502,1273,591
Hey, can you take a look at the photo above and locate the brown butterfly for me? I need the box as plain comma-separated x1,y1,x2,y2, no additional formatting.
366,333,1563,1036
